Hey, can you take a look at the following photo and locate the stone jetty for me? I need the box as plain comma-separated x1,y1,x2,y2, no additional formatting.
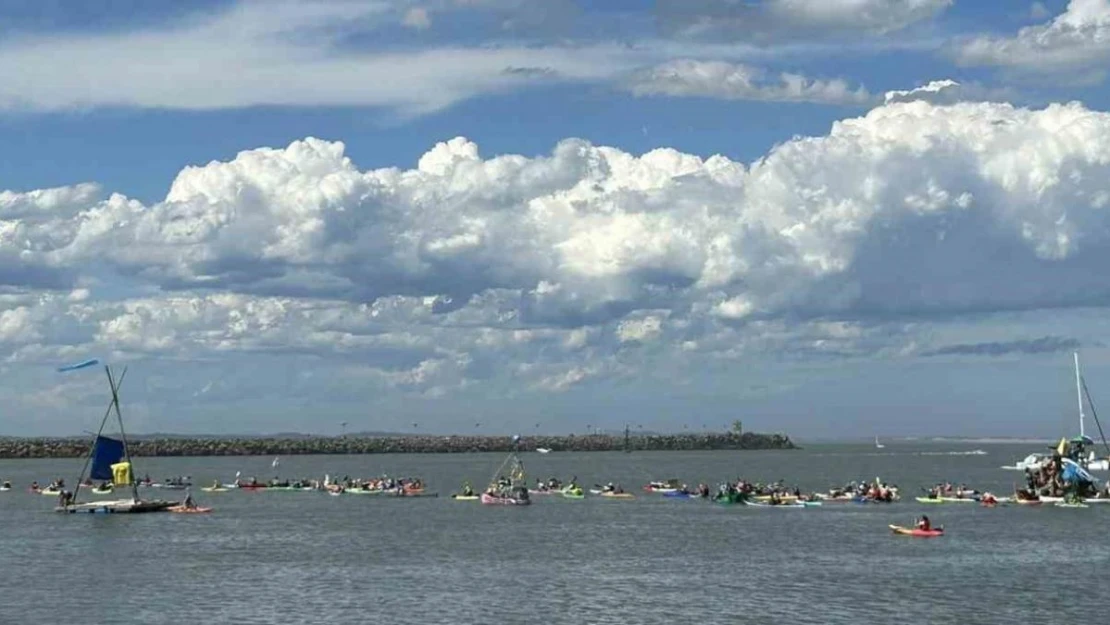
0,431,794,458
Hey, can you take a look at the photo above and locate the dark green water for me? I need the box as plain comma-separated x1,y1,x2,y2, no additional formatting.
0,443,1105,624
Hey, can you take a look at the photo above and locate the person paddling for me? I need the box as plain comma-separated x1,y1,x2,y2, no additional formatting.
916,515,932,531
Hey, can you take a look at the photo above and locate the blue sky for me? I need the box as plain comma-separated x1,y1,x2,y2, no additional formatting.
3,0,1110,438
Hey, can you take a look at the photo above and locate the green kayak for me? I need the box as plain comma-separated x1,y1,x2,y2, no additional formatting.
562,491,585,499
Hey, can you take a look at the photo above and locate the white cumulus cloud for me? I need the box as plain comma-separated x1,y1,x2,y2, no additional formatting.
955,0,1110,77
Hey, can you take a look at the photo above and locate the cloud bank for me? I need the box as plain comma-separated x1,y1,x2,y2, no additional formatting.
6,93,1110,408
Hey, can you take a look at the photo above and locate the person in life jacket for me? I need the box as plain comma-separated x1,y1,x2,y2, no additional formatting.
916,515,932,531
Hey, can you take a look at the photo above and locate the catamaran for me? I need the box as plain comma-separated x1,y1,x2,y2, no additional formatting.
55,363,176,514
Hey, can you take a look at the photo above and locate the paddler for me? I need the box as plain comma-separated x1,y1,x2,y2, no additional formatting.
916,515,932,531
183,488,197,510
461,481,474,497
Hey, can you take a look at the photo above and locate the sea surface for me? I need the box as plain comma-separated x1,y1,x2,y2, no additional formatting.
0,442,1105,624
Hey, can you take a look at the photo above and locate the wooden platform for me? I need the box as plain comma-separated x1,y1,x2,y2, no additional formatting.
55,498,176,514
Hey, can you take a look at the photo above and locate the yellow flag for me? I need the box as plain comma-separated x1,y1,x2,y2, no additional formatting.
1056,438,1067,456
111,461,132,487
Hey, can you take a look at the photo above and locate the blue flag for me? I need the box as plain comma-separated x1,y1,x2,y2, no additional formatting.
57,359,99,373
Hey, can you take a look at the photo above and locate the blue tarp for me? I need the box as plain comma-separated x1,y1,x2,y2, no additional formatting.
89,436,125,481
1062,458,1097,484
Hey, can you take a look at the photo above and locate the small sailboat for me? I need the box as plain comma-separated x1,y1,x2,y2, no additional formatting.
55,363,176,514
875,436,885,449
481,452,531,505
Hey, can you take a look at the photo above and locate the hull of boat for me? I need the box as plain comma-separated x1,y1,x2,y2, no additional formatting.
480,493,530,505
57,499,176,514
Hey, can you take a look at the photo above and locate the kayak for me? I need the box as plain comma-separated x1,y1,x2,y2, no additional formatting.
662,491,696,499
743,501,806,508
889,524,944,537
89,488,114,495
451,494,479,501
168,505,213,514
562,491,585,499
914,497,946,504
599,492,634,499
1056,502,1090,508
201,487,229,493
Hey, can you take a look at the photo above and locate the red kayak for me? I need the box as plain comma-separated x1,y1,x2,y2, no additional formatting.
889,524,943,537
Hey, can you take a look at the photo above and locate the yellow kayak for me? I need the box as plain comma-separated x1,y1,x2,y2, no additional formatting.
451,494,479,501
600,492,634,499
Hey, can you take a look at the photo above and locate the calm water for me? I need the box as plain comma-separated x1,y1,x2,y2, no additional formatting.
1,443,1106,624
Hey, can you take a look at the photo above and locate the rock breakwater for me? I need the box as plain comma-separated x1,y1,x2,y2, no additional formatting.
0,432,794,458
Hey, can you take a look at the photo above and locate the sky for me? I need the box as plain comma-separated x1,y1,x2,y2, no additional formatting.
3,0,1110,438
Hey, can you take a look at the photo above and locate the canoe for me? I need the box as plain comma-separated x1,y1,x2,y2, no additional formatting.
889,524,944,537
168,505,213,514
451,494,479,501
201,487,229,493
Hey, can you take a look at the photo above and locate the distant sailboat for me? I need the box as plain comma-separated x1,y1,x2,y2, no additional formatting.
875,436,885,449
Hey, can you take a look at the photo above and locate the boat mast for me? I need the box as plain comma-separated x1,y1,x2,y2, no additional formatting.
1075,352,1086,439
106,366,139,501
70,398,116,507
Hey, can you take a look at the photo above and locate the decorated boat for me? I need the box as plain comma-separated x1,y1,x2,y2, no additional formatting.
481,448,531,506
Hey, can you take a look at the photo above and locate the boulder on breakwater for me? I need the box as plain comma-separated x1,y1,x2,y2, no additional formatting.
0,431,795,458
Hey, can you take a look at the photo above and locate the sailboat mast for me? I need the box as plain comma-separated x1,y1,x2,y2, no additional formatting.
106,366,139,501
1075,352,1086,439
